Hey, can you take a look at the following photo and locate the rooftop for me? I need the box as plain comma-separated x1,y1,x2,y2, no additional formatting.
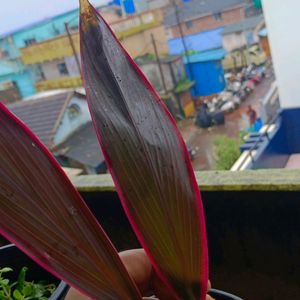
168,27,224,55
54,122,105,169
164,0,245,28
7,90,74,148
183,48,227,64
222,14,264,35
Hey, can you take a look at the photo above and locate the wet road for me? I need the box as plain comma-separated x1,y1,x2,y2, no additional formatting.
179,76,275,170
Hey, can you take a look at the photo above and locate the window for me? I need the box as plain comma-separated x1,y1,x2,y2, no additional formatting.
68,104,81,119
24,38,37,46
36,65,46,81
57,62,69,76
69,25,79,32
213,12,222,21
185,20,193,28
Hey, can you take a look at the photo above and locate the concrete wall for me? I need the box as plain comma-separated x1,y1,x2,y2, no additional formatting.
223,30,258,52
170,7,243,38
0,36,19,59
223,32,247,51
41,58,66,80
54,97,91,145
121,25,168,58
262,0,300,108
76,175,300,300
64,55,81,77
139,63,174,93
0,70,35,98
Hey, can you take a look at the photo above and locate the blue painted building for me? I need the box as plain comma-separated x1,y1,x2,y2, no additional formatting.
11,9,79,50
121,0,136,14
183,48,227,97
0,8,80,99
167,28,226,97
0,35,36,98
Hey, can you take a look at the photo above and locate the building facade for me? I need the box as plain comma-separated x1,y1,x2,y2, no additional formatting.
0,8,81,99
0,1,169,98
164,0,246,39
222,14,264,51
0,4,169,96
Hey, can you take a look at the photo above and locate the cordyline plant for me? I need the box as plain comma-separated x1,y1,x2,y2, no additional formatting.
0,0,208,299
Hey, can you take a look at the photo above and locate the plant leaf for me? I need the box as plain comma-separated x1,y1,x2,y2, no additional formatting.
79,1,209,299
0,268,13,273
0,104,142,300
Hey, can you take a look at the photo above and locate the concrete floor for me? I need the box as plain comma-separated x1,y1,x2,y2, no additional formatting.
179,76,275,170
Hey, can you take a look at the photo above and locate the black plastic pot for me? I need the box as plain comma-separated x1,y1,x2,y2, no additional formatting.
0,244,69,300
209,288,243,300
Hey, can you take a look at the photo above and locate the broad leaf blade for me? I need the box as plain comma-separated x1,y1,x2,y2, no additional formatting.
0,104,141,300
80,1,209,299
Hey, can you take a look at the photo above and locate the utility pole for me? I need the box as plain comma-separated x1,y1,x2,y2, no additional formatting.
64,22,82,76
151,33,168,95
172,0,193,80
151,34,185,118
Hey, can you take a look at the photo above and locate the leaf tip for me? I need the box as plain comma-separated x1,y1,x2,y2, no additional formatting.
79,0,97,31
80,0,90,13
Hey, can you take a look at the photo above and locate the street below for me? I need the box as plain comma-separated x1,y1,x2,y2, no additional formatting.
179,75,275,170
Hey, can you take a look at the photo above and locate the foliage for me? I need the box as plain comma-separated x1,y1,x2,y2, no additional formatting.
0,1,208,300
134,53,156,64
185,50,199,56
213,135,242,170
175,79,194,93
80,0,208,299
0,102,142,300
0,267,56,300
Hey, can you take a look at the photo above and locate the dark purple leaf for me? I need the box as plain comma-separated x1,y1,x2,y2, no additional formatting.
80,1,209,299
0,103,142,300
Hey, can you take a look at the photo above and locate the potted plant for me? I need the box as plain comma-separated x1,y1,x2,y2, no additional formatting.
0,0,242,299
0,244,69,299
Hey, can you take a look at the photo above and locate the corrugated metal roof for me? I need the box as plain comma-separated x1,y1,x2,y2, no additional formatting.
222,15,264,35
165,0,245,27
54,122,104,168
7,90,72,148
183,48,227,63
168,27,224,55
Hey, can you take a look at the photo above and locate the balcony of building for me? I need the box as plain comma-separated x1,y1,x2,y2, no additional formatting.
20,33,80,65
36,76,82,92
51,169,300,300
20,9,163,66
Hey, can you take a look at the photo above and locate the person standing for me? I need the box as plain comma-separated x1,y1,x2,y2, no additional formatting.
246,105,257,126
